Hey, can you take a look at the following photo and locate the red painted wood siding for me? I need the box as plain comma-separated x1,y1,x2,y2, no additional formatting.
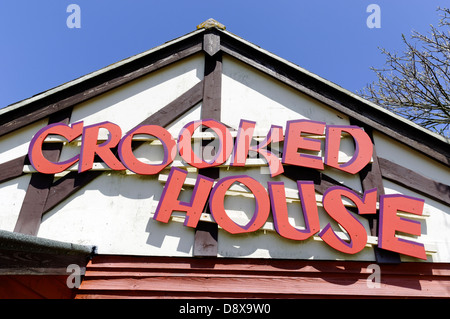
0,275,75,299
75,256,450,299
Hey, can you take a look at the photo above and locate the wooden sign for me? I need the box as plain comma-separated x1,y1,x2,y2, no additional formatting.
28,118,427,260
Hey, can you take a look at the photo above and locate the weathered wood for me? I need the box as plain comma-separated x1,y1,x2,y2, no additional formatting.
193,221,218,257
13,173,57,236
13,109,72,236
350,120,401,264
201,54,222,120
0,275,75,299
282,165,361,195
203,32,221,56
0,155,28,183
378,157,450,206
76,255,450,298
193,45,223,257
87,255,450,276
191,51,222,255
77,275,450,298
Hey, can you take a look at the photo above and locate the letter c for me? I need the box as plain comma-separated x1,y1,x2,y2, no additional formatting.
28,122,83,174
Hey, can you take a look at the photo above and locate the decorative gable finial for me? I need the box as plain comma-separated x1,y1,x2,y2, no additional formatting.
197,18,226,30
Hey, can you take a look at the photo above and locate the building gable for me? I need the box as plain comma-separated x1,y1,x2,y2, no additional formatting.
0,22,449,264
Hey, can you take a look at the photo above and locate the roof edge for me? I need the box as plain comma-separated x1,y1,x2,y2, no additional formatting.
219,28,450,146
0,28,206,117
0,229,96,256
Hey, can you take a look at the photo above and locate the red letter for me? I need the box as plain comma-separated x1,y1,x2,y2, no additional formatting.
319,186,372,254
79,121,125,172
178,119,233,169
153,167,214,228
231,120,284,177
210,175,270,234
378,194,426,260
282,120,325,170
325,125,373,174
118,125,176,175
268,181,320,240
28,122,83,174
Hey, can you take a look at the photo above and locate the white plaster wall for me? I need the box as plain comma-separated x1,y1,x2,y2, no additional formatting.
221,55,350,132
0,119,48,165
69,53,204,134
38,172,194,256
0,175,31,231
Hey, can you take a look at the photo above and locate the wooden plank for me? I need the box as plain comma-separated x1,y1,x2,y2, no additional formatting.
282,165,362,195
42,80,204,214
203,32,221,56
78,258,450,298
350,119,401,264
13,173,57,235
86,255,450,276
13,109,72,236
77,256,450,299
0,155,28,183
193,37,222,257
195,35,222,254
0,275,75,299
201,55,222,119
378,157,450,206
0,43,202,138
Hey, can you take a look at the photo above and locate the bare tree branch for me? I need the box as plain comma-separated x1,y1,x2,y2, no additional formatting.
360,7,450,137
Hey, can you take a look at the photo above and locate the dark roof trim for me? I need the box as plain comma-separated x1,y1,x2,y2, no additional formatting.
0,230,96,275
217,29,450,166
0,29,205,137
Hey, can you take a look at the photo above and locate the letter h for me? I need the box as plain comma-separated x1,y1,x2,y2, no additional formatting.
153,167,214,228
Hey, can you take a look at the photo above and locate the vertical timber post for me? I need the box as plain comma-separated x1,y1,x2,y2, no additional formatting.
194,30,222,257
351,119,401,263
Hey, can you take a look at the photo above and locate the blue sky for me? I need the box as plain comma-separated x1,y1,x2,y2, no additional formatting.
1,0,449,108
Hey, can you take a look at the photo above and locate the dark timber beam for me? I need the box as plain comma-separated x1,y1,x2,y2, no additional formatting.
351,120,401,263
194,32,222,257
14,108,72,236
379,157,450,207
